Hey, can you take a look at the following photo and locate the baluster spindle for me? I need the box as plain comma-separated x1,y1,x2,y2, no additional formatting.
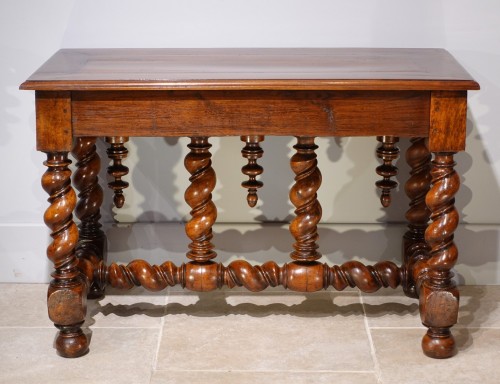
241,135,264,207
376,135,400,207
106,136,129,209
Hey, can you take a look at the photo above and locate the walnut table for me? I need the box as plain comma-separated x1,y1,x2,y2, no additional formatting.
20,48,479,359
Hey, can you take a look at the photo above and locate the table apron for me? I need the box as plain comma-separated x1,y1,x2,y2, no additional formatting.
71,90,430,138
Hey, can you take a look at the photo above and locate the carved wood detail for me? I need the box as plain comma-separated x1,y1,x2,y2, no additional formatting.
402,137,432,298
106,136,129,209
375,135,400,207
104,259,401,293
419,152,460,359
184,137,217,262
241,135,264,207
42,152,88,358
72,137,106,298
289,137,322,261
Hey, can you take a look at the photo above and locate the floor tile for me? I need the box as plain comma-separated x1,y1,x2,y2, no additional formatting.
150,371,379,384
0,328,158,384
371,328,500,384
0,283,51,327
157,290,373,372
458,285,500,328
361,287,422,328
86,287,167,328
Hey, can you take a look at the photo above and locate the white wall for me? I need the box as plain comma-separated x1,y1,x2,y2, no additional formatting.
1,0,500,283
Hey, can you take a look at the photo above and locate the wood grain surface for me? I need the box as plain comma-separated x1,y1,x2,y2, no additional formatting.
20,48,479,91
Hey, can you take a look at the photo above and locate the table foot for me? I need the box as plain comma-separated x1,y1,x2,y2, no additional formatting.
422,327,457,359
54,324,89,358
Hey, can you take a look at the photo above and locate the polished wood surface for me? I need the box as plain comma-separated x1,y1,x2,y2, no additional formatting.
20,48,479,91
21,48,479,359
70,90,431,138
105,136,129,209
43,152,89,357
241,135,264,207
72,137,106,299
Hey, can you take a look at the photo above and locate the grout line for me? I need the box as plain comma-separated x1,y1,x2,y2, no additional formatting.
0,326,54,329
359,291,383,384
150,291,168,381
149,369,377,374
368,326,425,330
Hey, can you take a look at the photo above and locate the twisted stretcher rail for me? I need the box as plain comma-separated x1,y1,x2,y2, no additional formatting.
81,258,402,293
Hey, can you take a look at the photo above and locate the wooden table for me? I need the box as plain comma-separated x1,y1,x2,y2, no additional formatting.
20,48,479,359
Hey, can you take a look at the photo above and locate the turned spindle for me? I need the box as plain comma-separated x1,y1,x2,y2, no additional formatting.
289,137,322,262
241,135,264,207
106,136,129,209
376,135,400,207
184,137,217,262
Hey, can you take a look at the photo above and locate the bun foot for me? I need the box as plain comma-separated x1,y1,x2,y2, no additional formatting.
55,327,89,358
422,328,457,359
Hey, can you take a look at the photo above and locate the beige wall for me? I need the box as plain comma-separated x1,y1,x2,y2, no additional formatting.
1,0,499,283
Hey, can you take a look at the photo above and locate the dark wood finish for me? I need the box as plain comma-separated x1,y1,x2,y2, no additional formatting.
43,152,88,358
429,91,467,152
289,137,322,262
105,259,400,293
21,48,479,359
35,91,72,152
72,137,106,299
184,137,217,262
241,135,264,207
106,136,129,209
375,136,400,207
20,48,479,91
402,138,432,298
70,90,430,138
419,152,460,359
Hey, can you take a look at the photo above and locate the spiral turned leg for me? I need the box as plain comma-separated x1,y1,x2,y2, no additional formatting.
419,152,460,359
402,138,431,298
72,137,106,299
241,135,264,207
43,152,89,358
376,136,400,207
184,137,217,262
106,136,129,209
289,137,322,262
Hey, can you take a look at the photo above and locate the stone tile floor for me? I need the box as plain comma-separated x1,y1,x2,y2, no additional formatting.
0,284,499,383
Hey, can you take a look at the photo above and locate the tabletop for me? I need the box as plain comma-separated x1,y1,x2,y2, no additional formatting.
20,48,479,91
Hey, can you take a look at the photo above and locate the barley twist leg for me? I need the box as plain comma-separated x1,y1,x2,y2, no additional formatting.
43,152,89,358
420,152,460,359
402,137,432,298
72,137,106,299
